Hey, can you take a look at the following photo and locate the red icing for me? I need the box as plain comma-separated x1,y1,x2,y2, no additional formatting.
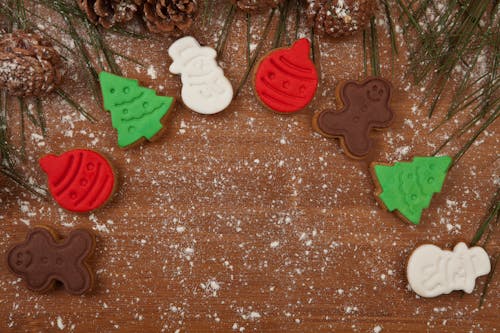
255,38,318,113
40,149,115,213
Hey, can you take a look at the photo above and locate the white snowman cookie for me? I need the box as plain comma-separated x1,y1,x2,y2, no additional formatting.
407,242,490,298
168,36,233,115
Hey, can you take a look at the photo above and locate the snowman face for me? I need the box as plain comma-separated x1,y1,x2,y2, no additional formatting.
183,55,218,78
181,70,233,115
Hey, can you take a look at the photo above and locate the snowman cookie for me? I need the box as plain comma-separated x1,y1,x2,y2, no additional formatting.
253,38,318,114
168,36,233,115
407,242,490,298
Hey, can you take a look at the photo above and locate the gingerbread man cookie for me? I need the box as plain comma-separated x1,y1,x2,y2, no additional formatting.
7,227,95,295
313,77,394,159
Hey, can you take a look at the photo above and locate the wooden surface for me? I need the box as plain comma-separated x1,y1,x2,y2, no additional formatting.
0,2,499,332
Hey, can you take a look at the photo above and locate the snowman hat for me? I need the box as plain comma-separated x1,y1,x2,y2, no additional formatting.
169,36,217,74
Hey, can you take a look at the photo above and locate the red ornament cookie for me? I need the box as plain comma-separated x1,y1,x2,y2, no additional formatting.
254,38,318,114
39,149,116,213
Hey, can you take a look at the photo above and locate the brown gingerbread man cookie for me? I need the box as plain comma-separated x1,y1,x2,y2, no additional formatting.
313,77,394,159
7,226,95,295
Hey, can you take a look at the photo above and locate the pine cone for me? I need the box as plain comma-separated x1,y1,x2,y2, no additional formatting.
0,31,64,97
142,0,197,34
230,0,284,12
77,0,143,28
306,0,376,38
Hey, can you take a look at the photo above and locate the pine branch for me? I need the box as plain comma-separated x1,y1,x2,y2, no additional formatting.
235,8,276,97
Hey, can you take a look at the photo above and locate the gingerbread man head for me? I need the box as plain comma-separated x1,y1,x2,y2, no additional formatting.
314,77,394,158
7,227,95,295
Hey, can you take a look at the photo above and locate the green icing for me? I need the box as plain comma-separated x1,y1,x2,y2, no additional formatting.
100,72,174,148
373,156,452,225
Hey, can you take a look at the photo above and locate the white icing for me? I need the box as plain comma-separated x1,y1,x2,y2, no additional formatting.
168,36,233,115
407,242,490,298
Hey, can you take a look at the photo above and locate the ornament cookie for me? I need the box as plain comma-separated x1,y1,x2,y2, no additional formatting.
168,36,233,115
7,226,96,295
254,38,318,114
371,156,452,225
100,71,175,148
313,77,394,158
40,149,116,213
407,242,490,298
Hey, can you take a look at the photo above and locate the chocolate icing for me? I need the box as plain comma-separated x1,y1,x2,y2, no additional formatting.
7,227,95,295
316,77,394,158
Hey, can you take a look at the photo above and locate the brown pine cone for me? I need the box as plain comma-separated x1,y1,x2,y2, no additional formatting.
306,0,376,38
230,0,284,12
0,31,64,97
77,0,143,28
142,0,197,34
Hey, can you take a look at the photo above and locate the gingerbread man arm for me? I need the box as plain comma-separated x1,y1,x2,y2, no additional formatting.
59,229,95,295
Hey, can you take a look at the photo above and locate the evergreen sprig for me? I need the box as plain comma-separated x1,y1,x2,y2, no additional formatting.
0,0,143,194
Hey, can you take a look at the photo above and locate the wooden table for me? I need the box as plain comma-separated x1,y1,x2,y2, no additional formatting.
0,1,498,332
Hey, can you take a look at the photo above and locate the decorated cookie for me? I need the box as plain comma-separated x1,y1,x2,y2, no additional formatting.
168,36,233,115
7,226,96,295
254,38,318,114
100,72,175,148
313,77,394,158
39,149,116,213
407,242,490,298
371,156,452,225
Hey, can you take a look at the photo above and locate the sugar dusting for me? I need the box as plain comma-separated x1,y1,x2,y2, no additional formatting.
0,1,498,332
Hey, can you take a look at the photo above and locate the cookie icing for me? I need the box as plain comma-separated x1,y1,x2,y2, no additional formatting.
39,149,115,213
100,72,174,148
168,36,233,115
254,38,318,113
7,227,95,295
372,156,452,224
407,242,490,298
315,77,394,158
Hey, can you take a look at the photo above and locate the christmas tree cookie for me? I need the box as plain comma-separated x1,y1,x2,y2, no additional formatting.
100,72,175,148
371,156,452,225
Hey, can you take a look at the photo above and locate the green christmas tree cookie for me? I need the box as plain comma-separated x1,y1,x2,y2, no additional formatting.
100,72,174,148
371,156,452,225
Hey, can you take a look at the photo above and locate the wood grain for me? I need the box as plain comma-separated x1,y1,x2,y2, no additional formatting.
0,2,498,332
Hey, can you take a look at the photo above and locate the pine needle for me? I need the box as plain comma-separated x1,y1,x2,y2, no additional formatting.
56,89,96,122
235,8,276,97
369,16,380,77
0,166,47,197
274,1,290,48
294,0,300,41
18,98,26,160
362,30,368,76
470,189,500,247
216,4,236,58
246,13,251,66
35,98,46,136
478,252,499,308
452,108,499,165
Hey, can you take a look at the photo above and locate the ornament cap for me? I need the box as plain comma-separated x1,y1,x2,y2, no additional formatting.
39,154,64,184
291,38,311,59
